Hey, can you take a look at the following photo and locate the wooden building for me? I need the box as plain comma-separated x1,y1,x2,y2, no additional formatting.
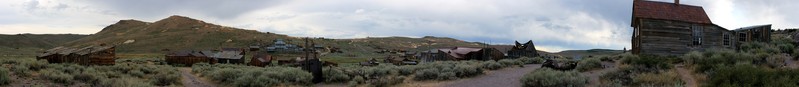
36,45,116,65
631,0,736,56
165,50,216,65
734,24,772,44
250,52,272,67
507,40,539,58
212,48,245,64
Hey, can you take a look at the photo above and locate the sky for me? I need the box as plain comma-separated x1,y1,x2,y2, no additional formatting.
1,0,798,52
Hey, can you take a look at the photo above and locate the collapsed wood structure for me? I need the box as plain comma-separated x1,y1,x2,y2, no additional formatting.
418,47,505,63
249,52,272,67
36,45,116,65
631,0,770,56
507,40,539,58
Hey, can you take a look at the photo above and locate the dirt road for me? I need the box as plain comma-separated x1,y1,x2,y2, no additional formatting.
179,68,216,87
439,64,542,87
675,65,698,87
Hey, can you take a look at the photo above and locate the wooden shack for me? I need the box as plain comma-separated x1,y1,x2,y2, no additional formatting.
212,48,245,64
419,47,505,63
507,40,539,58
36,45,116,65
631,0,736,56
250,52,272,67
165,50,216,65
734,24,772,45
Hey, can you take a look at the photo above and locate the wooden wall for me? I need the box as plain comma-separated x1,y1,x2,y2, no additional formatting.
634,19,735,56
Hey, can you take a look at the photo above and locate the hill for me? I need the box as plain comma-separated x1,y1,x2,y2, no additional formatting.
553,49,624,58
0,34,88,55
61,15,487,61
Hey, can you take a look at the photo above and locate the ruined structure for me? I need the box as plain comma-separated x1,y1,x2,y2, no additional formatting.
250,52,272,67
507,40,539,58
37,45,116,65
418,47,505,63
212,48,245,64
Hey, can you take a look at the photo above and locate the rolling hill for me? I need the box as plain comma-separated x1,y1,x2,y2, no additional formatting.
60,15,489,60
0,34,87,55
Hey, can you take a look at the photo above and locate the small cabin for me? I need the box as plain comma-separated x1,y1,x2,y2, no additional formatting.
36,45,116,65
734,24,772,45
212,48,245,64
165,50,216,65
250,52,272,67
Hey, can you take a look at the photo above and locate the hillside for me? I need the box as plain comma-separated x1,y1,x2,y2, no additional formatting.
554,49,624,58
62,15,487,60
0,34,87,55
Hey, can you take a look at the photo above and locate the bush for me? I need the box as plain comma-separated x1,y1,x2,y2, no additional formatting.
11,65,30,77
622,55,672,72
233,74,280,87
682,51,703,65
0,67,10,85
520,68,588,87
152,70,180,86
766,54,789,68
414,68,439,80
631,70,683,86
600,65,635,85
210,68,243,83
40,69,74,84
481,61,503,70
353,76,365,84
370,76,405,87
576,58,602,71
498,59,523,67
707,64,799,87
323,67,351,83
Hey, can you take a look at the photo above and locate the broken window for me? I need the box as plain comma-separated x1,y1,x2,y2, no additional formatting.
692,25,702,46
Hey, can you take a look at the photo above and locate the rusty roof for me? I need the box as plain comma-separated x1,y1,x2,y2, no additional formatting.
633,0,711,26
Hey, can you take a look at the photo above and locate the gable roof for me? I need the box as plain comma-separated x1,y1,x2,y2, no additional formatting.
633,0,712,26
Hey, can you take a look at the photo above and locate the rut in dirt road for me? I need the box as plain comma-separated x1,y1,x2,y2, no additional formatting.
179,68,216,87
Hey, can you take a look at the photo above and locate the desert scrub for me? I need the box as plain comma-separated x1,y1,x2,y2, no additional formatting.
622,55,672,72
707,64,799,87
11,64,30,77
575,58,602,71
498,59,523,67
200,64,313,86
518,57,544,64
681,51,703,65
631,69,683,86
40,69,74,84
0,67,10,85
151,66,180,86
520,68,588,87
481,61,504,70
323,67,351,83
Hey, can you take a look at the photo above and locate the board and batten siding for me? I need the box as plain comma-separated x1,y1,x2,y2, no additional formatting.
634,19,734,56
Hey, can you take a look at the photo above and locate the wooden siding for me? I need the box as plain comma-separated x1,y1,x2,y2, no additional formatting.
633,19,734,56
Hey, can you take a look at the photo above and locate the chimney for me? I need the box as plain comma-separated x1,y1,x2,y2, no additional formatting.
674,0,680,5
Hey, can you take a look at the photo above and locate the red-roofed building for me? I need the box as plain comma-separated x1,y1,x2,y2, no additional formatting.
631,0,736,55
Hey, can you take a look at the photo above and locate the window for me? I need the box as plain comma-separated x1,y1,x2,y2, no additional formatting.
739,33,747,42
723,32,730,46
692,25,702,45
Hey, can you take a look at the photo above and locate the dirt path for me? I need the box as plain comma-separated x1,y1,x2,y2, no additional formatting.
583,61,617,87
179,68,217,87
675,65,698,87
437,64,542,87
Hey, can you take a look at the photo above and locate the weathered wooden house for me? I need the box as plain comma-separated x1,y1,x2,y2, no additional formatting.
165,50,216,65
212,48,245,64
734,24,772,44
507,40,539,58
631,0,736,56
36,45,116,65
250,52,272,67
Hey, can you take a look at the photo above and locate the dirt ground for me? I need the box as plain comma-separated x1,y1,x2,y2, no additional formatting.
582,61,618,87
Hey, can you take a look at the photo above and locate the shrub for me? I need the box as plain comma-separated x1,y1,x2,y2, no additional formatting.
765,54,788,68
682,51,703,65
0,67,10,85
233,75,280,87
622,55,672,72
129,70,144,77
600,65,635,85
397,66,416,76
151,70,180,86
353,76,365,84
210,68,243,83
414,68,439,80
576,58,602,71
631,70,683,86
481,61,503,70
40,69,74,84
498,59,523,67
11,65,30,77
706,64,799,87
371,76,405,87
323,67,351,83
520,68,588,87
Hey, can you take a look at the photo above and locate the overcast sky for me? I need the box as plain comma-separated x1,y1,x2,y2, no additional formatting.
1,0,797,52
